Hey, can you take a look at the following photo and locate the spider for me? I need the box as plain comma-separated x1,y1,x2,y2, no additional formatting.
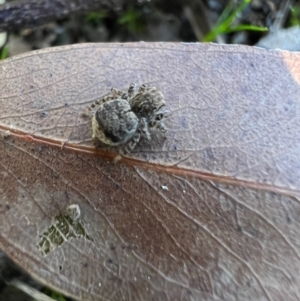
82,83,168,154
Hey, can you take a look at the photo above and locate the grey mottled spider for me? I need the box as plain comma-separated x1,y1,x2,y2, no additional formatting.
82,83,168,154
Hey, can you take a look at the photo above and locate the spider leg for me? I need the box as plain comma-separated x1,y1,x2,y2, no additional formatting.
128,83,136,98
81,94,116,117
138,83,150,92
120,118,151,155
149,120,167,134
139,117,151,140
120,132,141,155
111,87,128,99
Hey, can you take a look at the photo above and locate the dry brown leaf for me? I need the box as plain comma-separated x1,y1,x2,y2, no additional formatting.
0,43,300,301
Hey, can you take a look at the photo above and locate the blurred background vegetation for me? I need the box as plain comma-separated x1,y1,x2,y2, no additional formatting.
1,0,300,61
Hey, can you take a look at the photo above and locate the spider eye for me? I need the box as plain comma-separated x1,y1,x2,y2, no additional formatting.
156,114,163,120
149,121,156,127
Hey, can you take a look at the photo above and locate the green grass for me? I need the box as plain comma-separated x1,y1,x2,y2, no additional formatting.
289,5,300,26
118,5,145,34
85,11,108,26
0,46,8,60
202,0,268,42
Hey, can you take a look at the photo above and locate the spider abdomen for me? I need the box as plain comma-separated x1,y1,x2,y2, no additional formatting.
92,99,138,146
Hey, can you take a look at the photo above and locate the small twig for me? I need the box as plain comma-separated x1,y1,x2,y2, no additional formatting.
183,6,205,41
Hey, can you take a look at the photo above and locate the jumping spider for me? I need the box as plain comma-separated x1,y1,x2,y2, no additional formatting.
83,83,168,154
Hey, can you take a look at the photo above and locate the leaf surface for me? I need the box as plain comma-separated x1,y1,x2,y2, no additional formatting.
0,43,300,301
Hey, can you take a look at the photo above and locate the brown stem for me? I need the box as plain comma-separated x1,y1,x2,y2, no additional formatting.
0,0,128,32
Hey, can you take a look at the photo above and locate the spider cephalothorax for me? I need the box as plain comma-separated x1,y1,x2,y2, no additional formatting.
83,83,168,154
129,84,168,134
